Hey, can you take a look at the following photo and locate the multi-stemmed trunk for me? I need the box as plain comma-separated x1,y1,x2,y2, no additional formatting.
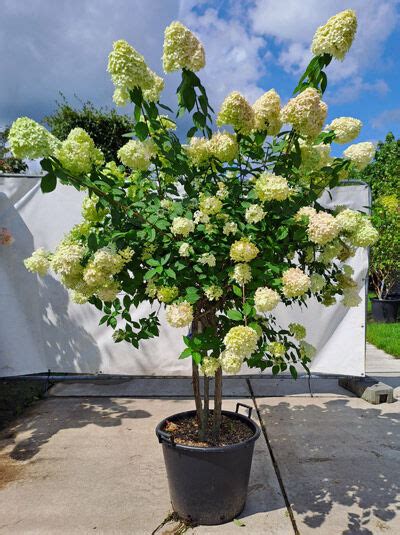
191,314,222,442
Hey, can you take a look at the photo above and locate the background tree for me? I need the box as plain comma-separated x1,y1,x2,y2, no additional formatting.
0,126,27,173
352,133,400,298
44,96,134,162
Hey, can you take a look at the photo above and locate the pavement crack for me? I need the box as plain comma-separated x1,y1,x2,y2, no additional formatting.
246,378,300,535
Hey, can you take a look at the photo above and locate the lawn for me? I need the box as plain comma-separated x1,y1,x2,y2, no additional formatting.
366,293,400,358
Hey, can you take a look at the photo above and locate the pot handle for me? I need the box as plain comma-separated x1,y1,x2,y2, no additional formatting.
236,402,253,419
157,429,175,446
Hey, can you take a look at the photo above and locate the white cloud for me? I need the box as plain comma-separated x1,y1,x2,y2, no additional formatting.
179,5,268,109
0,0,180,124
327,77,389,105
371,108,400,129
248,0,399,102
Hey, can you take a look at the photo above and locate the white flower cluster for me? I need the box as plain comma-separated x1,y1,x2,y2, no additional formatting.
245,204,266,224
56,128,104,175
295,206,317,221
163,21,205,73
288,323,306,340
223,325,258,358
268,342,285,357
198,253,216,267
171,217,195,237
299,140,331,171
217,92,255,134
204,285,223,301
282,267,311,298
117,139,156,171
343,142,375,170
254,173,290,202
9,117,60,159
299,341,317,359
108,40,164,105
200,356,221,377
233,263,252,285
24,248,52,277
281,88,327,140
254,287,280,312
186,132,238,166
307,212,340,245
81,195,108,223
178,242,192,257
223,221,238,236
157,286,179,303
252,89,282,135
219,351,243,374
310,273,326,293
230,239,259,263
311,9,357,60
199,194,222,215
326,117,362,144
165,301,194,328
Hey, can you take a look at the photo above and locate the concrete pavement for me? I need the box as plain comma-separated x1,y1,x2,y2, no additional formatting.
1,376,400,534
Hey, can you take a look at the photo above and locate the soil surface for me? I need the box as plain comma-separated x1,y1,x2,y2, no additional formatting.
163,412,254,447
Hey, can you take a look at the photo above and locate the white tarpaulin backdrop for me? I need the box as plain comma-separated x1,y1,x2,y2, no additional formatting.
0,177,369,377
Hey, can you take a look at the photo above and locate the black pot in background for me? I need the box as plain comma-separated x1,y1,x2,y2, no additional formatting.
156,404,261,526
371,298,400,323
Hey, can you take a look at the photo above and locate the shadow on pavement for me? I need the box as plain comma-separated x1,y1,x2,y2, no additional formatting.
258,398,400,534
3,398,151,461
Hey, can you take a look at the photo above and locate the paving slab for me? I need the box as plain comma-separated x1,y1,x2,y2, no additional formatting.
0,397,292,535
256,396,400,534
366,343,400,374
249,376,353,398
49,377,251,399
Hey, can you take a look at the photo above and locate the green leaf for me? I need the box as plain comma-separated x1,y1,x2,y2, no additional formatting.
187,126,197,138
232,285,243,297
249,322,262,337
144,268,159,280
87,233,98,251
182,86,196,111
289,365,298,379
243,302,253,316
226,309,243,321
40,173,57,193
135,121,149,140
233,519,246,527
179,348,192,359
165,268,176,279
276,226,288,241
193,111,206,128
192,351,202,365
146,258,160,267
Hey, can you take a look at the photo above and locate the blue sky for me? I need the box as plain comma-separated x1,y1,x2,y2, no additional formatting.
1,0,399,155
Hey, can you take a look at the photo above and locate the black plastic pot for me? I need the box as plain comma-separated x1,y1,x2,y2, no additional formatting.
371,298,400,323
155,403,261,525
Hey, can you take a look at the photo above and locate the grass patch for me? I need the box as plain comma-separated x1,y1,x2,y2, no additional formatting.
366,322,400,358
366,292,400,358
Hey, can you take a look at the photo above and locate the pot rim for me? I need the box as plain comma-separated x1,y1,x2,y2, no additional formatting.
371,297,400,303
155,409,261,453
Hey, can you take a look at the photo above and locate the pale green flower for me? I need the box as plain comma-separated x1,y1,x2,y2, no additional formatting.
56,128,104,175
312,9,357,60
163,21,205,73
253,89,282,135
117,139,156,171
9,117,60,159
217,92,255,134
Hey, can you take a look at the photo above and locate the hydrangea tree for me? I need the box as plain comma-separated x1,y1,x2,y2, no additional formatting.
11,10,378,441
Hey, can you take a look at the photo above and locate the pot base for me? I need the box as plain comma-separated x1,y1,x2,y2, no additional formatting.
156,406,260,525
